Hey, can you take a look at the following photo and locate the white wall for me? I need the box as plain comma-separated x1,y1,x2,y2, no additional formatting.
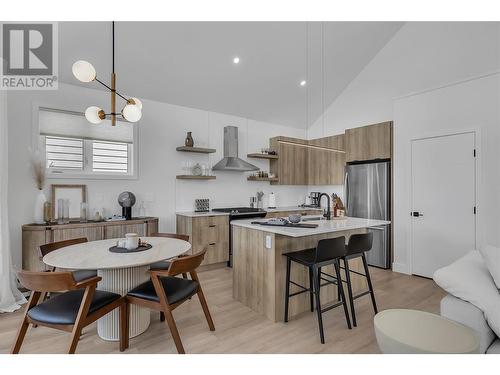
306,22,500,274
7,83,308,269
393,74,500,273
308,22,500,138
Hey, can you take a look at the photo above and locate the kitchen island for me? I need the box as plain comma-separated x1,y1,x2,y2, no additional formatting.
231,217,390,322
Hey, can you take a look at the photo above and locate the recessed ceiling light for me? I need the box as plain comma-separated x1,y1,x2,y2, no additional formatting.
233,57,240,64
300,80,307,86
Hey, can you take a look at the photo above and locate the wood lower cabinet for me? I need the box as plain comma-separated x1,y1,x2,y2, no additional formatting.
22,217,159,271
176,215,229,266
345,121,392,163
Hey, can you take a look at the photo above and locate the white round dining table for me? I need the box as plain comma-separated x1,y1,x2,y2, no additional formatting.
43,237,191,341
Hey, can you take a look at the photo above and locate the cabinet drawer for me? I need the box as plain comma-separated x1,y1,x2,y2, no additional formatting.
202,241,229,265
190,215,229,265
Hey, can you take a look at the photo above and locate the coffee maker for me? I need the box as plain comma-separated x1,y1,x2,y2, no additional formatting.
310,192,321,208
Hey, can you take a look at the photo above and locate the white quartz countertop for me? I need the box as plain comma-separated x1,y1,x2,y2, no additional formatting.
231,216,390,237
176,206,322,218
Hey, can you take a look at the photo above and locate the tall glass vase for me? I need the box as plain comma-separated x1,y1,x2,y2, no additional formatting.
34,190,47,224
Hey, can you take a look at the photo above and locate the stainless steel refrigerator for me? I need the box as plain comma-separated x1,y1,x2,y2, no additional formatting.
345,161,391,269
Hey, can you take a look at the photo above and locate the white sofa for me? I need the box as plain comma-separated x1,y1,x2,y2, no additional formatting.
440,294,500,354
434,249,500,354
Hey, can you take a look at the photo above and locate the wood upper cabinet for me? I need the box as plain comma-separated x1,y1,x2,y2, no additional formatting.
270,135,345,186
345,121,392,163
270,136,308,185
176,215,229,266
307,134,346,185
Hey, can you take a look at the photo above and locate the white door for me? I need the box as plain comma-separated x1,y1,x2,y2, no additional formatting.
411,132,476,278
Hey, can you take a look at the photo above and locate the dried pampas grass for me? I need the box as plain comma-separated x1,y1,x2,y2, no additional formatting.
30,150,45,190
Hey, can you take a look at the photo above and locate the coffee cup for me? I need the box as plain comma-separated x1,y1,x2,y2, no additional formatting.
125,233,139,250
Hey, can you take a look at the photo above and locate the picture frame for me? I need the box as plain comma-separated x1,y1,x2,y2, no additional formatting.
51,184,87,220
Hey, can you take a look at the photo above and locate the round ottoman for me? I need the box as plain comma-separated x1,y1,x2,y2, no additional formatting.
374,309,479,354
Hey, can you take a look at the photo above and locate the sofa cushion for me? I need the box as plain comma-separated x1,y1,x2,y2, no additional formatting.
479,245,500,289
433,250,500,338
440,294,496,353
486,339,500,354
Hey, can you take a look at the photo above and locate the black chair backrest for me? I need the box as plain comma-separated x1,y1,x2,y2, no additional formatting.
314,236,346,263
346,233,373,256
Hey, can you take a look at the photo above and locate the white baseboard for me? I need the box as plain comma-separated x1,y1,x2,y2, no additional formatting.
392,262,411,275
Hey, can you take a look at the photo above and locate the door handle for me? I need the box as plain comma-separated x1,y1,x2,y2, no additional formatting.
411,211,424,217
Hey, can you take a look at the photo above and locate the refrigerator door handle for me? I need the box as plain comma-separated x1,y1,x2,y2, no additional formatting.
344,171,349,213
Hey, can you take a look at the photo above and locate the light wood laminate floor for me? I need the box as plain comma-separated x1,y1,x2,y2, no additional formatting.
0,267,445,354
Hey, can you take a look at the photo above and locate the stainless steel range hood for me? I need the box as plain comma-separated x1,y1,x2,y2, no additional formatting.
212,126,259,172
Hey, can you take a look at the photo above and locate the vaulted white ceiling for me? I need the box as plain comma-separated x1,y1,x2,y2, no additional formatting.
58,22,404,128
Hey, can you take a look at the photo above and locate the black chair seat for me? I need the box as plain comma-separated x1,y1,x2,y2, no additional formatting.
127,276,198,305
283,248,317,266
28,289,121,325
72,269,98,282
149,261,171,271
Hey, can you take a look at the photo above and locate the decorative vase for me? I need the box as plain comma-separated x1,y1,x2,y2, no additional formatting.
185,132,194,147
34,190,47,224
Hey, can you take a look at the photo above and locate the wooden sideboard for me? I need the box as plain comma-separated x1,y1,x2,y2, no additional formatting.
22,217,159,271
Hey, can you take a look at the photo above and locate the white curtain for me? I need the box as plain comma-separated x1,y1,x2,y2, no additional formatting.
0,90,26,313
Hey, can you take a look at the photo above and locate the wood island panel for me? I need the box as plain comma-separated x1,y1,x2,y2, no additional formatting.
232,226,368,322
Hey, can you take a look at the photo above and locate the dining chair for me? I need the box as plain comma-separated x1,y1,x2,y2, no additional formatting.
126,248,215,354
149,232,190,276
11,270,128,354
39,238,98,282
148,233,191,322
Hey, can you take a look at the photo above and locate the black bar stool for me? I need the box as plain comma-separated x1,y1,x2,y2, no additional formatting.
283,236,351,344
340,232,378,327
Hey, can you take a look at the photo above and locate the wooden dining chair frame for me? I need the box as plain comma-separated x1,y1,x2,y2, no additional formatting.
11,270,128,354
126,248,215,354
150,232,191,322
35,237,90,315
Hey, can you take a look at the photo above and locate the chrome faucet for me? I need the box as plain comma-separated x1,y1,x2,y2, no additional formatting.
318,193,331,220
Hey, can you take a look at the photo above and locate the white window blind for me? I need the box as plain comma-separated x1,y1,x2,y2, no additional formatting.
39,107,137,179
45,136,84,170
92,141,129,173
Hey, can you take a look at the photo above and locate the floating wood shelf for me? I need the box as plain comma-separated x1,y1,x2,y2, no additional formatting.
176,175,216,180
247,176,279,182
247,153,279,160
176,146,216,154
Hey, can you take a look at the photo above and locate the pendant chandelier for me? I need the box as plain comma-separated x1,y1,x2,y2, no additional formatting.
72,21,142,126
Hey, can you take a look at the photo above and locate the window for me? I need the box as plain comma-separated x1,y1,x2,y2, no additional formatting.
38,107,137,179
45,136,84,170
92,140,129,173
